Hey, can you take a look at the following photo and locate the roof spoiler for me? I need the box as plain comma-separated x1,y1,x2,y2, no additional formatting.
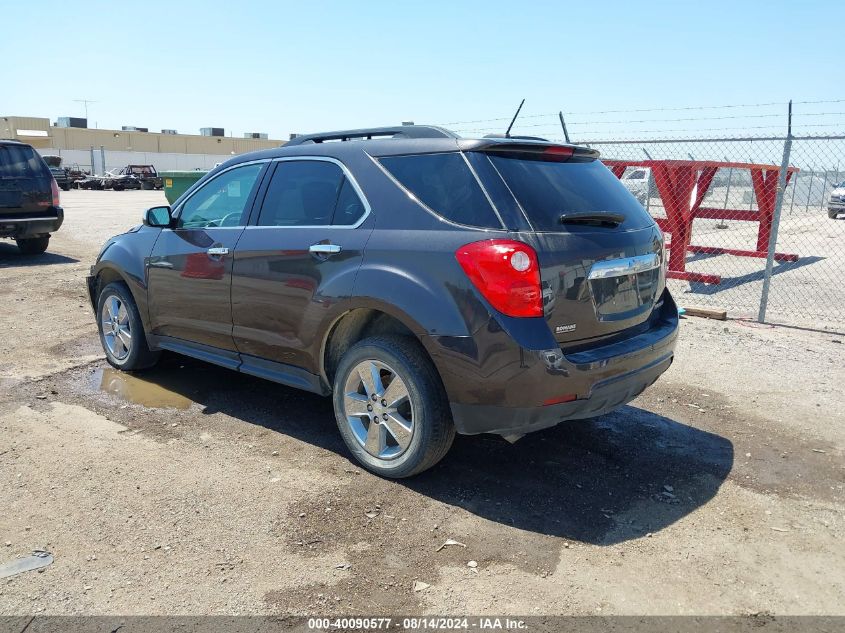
465,138,600,161
284,125,459,146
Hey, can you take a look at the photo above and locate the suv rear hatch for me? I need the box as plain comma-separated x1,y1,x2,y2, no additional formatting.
0,143,53,215
467,142,666,347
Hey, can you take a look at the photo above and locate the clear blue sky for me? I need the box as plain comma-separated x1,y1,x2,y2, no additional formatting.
1,0,841,139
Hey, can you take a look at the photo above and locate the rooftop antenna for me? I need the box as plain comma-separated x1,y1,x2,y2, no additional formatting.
558,111,571,144
504,99,525,138
73,99,97,122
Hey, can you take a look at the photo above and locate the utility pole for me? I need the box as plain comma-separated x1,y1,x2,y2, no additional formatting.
73,99,97,123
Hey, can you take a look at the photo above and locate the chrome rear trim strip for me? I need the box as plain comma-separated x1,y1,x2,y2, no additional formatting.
588,253,660,280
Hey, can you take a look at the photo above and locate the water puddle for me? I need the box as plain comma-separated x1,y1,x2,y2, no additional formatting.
93,367,194,409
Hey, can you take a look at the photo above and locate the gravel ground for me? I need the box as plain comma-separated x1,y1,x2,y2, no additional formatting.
0,190,843,616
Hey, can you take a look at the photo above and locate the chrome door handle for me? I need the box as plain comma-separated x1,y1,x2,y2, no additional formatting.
309,243,342,255
207,247,229,257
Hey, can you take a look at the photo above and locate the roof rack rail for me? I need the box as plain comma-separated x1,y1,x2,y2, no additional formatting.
284,125,458,146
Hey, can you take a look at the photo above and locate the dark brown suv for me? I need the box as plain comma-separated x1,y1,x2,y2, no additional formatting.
87,125,678,477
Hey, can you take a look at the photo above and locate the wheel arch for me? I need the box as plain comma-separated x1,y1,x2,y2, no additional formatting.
320,303,435,387
91,260,152,333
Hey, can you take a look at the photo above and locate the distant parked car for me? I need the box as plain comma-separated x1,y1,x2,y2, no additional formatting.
828,181,845,219
66,163,89,187
102,168,139,191
107,165,163,191
75,173,105,190
41,155,72,191
0,140,63,254
619,167,653,205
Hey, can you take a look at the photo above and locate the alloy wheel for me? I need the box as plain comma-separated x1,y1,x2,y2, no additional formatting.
343,359,414,460
101,295,132,360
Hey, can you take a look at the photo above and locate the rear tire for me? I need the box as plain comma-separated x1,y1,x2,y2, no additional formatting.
829,208,840,219
332,335,455,478
97,281,161,371
16,236,49,255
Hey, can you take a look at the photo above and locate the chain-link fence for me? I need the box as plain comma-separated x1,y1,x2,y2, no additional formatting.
579,135,845,329
443,102,845,330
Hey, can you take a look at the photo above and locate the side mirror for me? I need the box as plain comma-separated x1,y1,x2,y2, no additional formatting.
143,205,172,228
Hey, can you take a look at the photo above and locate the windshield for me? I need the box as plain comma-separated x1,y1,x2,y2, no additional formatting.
486,155,654,231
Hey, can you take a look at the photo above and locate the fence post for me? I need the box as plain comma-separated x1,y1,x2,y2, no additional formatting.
805,164,814,210
758,102,793,323
820,169,829,212
789,169,797,214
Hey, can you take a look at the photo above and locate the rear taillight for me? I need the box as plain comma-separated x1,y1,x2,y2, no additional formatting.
455,239,542,318
50,177,60,207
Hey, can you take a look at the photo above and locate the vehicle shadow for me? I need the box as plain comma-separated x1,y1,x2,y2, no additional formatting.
109,355,734,546
408,408,734,544
0,243,80,266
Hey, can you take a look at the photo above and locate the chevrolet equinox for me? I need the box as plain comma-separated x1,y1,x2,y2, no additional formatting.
87,125,678,477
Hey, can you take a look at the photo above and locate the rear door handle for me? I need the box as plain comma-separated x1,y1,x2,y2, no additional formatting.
207,247,229,257
309,243,342,256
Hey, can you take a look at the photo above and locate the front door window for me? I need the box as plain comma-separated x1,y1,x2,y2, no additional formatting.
178,164,264,228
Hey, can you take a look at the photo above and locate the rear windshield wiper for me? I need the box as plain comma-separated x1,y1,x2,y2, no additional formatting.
558,211,625,227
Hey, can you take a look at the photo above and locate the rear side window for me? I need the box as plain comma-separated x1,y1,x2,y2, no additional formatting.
333,178,367,225
257,160,365,227
379,153,502,228
487,156,652,232
0,144,45,178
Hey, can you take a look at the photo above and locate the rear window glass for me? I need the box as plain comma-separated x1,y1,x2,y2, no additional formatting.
379,153,502,228
0,144,44,178
488,156,651,231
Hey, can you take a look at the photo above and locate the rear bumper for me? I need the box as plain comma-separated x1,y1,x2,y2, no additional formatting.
428,290,679,436
0,208,64,238
450,351,672,435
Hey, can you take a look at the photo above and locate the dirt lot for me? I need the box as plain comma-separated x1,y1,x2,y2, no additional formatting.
1,190,843,616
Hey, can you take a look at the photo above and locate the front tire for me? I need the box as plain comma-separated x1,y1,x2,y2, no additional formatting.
97,281,160,371
16,236,49,255
332,335,455,478
829,208,840,219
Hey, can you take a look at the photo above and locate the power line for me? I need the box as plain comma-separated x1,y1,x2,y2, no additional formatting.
450,111,845,134
565,122,845,136
451,123,845,139
436,99,845,127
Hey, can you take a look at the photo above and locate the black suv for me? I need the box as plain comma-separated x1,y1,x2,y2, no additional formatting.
1,140,64,254
87,126,678,477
